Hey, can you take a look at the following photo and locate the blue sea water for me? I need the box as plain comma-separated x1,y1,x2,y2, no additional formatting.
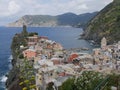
0,27,92,90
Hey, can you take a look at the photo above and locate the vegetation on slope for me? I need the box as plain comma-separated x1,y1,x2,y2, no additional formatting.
59,71,120,90
59,71,104,90
83,0,120,44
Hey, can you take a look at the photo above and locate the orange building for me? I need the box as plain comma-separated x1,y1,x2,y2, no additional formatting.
68,53,79,63
23,49,37,60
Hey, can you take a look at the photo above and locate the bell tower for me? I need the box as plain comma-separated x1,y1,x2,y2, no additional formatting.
101,37,107,49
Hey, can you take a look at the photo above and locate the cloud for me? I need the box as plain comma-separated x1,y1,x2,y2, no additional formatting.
8,1,21,14
0,0,21,17
0,0,113,25
25,0,113,15
0,0,113,17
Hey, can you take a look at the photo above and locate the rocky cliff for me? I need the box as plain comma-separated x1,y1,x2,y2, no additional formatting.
6,25,35,90
83,0,120,44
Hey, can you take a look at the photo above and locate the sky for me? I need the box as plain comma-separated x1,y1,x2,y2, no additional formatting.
0,0,113,25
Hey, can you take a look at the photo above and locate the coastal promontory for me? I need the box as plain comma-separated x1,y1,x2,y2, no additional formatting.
7,12,97,27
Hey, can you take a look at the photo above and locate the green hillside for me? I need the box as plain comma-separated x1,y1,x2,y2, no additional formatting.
83,0,120,44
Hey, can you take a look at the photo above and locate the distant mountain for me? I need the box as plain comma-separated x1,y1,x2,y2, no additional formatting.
83,0,120,44
7,12,98,27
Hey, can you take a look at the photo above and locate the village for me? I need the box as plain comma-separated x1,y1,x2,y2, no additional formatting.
20,34,120,90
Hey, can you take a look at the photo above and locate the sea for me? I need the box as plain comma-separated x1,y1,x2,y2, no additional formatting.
0,27,93,90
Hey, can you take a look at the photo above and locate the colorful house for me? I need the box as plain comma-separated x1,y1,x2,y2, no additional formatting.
23,49,37,60
68,53,79,63
27,35,39,46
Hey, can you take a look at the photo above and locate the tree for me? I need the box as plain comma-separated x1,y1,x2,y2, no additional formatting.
75,71,104,90
59,71,105,90
59,78,76,90
104,74,120,90
28,32,38,36
46,82,54,90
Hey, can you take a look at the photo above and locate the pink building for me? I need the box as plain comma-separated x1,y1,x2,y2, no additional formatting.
51,58,61,65
23,49,37,60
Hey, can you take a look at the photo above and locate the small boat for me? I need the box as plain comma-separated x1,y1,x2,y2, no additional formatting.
81,47,89,51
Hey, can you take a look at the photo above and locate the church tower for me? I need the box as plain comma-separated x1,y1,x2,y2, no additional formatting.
101,37,107,49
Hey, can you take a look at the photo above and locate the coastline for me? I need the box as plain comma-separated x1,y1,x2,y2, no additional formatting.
0,55,13,90
5,26,92,90
5,26,82,90
5,26,120,90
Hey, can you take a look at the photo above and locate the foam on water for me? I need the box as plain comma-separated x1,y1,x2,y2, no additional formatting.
8,55,12,69
8,55,13,62
0,75,7,83
0,76,7,90
0,55,12,90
